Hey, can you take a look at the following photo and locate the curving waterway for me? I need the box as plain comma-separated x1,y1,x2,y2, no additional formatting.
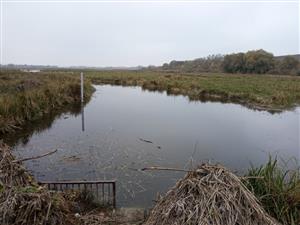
11,85,300,207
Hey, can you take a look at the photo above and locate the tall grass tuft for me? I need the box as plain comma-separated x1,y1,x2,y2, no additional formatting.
245,156,300,225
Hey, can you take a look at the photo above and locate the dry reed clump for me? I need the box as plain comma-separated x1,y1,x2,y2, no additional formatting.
0,186,72,225
0,141,33,187
144,164,281,225
78,209,115,225
0,142,73,225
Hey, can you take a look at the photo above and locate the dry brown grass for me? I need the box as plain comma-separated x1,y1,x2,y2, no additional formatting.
0,187,72,225
0,141,33,187
0,141,73,225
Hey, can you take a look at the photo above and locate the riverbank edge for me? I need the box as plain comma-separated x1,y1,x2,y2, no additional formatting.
0,77,95,135
87,71,300,113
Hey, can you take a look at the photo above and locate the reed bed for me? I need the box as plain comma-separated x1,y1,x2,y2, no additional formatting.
245,157,300,225
0,70,94,134
144,164,280,225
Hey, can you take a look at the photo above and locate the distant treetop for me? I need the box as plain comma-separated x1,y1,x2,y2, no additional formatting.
158,50,300,75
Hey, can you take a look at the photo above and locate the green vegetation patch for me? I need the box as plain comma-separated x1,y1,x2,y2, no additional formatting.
87,70,300,112
245,157,300,225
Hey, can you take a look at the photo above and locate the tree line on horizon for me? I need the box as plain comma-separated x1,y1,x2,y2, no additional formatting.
157,49,300,75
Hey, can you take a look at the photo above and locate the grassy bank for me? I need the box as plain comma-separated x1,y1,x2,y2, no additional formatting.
0,70,94,134
245,157,300,225
87,70,300,112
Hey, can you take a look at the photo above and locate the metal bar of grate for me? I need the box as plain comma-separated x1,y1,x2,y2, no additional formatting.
39,180,116,208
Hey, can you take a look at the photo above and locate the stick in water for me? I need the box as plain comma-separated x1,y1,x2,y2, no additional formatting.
139,138,153,144
13,149,58,163
141,166,192,172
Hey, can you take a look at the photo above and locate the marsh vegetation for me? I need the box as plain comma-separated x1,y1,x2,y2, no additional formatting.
245,157,300,225
0,69,299,224
0,70,94,134
87,70,300,112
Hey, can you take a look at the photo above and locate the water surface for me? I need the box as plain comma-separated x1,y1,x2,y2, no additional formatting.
12,85,300,207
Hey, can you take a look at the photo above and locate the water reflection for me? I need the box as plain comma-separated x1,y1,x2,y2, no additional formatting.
81,103,85,132
11,85,300,208
0,103,83,147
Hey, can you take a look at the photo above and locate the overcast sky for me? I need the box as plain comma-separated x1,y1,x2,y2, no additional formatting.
1,1,299,67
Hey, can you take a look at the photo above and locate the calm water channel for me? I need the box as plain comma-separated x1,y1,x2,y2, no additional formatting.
11,85,300,207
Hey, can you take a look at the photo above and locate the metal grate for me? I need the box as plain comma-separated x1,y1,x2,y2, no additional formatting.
39,180,116,208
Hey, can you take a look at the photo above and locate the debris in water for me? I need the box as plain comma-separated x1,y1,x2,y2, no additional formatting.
138,138,162,150
139,138,153,144
62,155,81,162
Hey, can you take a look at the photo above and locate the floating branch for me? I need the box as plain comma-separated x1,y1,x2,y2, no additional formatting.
138,138,154,144
13,149,58,163
140,166,192,172
139,166,264,179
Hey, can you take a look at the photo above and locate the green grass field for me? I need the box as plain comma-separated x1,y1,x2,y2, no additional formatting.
87,70,300,112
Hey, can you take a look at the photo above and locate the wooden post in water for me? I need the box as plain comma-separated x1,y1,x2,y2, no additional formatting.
81,72,84,103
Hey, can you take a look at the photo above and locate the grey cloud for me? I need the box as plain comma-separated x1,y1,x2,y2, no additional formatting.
2,2,299,67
